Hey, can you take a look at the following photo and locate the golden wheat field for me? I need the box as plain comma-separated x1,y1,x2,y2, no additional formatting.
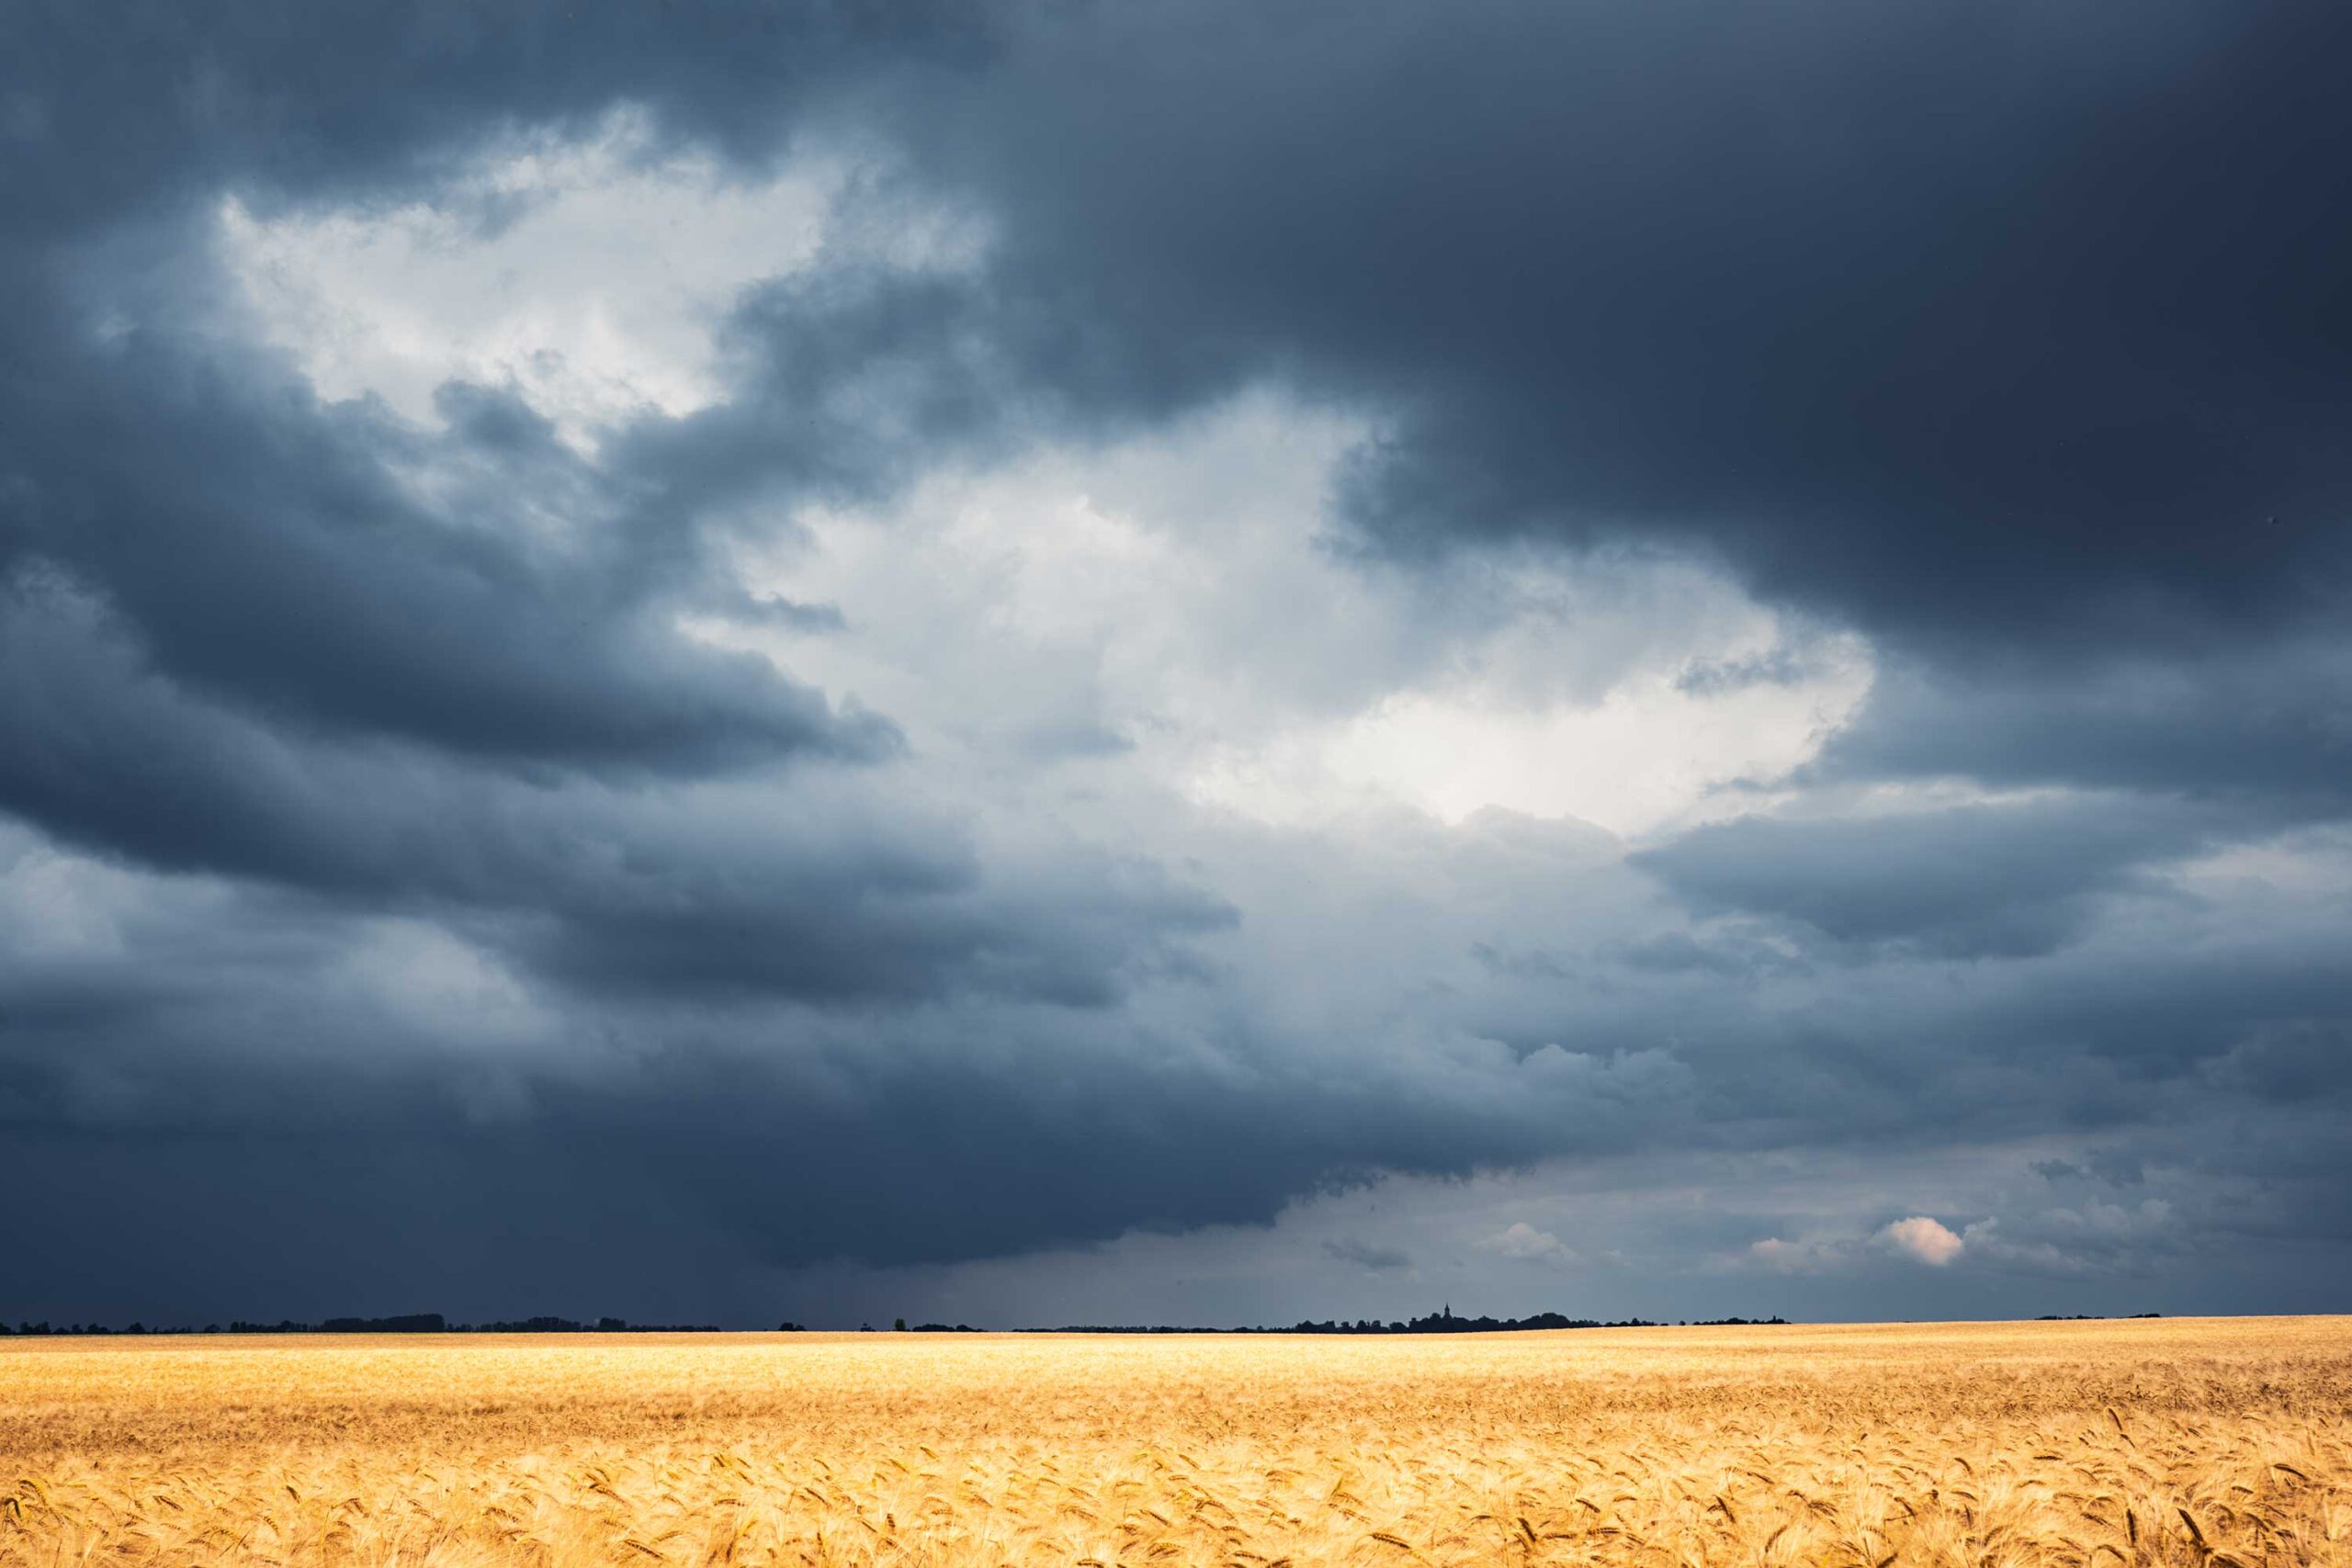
3,1317,2349,1568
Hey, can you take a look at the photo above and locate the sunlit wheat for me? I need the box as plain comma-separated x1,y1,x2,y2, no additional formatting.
2,1318,2346,1568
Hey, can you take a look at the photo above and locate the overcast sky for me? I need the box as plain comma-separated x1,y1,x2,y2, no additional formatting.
3,1,2348,1329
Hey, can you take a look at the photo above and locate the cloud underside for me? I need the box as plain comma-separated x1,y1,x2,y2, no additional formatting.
1,0,2348,1323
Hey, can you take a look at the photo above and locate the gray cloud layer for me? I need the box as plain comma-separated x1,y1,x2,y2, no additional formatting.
1,0,2346,1326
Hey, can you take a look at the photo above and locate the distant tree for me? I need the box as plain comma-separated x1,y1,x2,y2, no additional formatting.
894,1317,908,1332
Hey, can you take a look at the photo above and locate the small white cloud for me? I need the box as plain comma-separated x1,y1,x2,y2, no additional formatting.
1479,1222,1579,1264
1878,1215,1964,1266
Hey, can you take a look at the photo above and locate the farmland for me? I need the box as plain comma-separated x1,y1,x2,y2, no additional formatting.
3,1317,2346,1567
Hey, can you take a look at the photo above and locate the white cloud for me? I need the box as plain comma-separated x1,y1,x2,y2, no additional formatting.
1878,1215,1965,1267
1219,655,1868,834
705,392,1874,840
215,108,975,451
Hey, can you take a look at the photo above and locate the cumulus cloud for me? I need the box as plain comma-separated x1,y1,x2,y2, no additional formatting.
1879,1217,1966,1268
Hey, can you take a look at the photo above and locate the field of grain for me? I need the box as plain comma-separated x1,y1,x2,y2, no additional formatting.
3,1317,2347,1568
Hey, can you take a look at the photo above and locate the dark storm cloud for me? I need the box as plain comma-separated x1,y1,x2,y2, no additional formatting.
0,570,1225,1005
5,798,2348,1320
13,0,2351,665
0,0,1253,1322
1818,649,2352,807
891,0,2352,654
3,0,2351,1325
2,334,891,772
0,0,985,242
0,0,1229,1021
0,0,1022,776
1633,797,2222,958
0,846,1696,1319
